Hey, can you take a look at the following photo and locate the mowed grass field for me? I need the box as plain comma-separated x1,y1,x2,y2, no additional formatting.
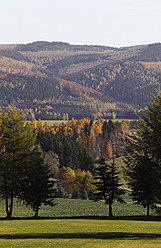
0,218,161,248
0,197,161,247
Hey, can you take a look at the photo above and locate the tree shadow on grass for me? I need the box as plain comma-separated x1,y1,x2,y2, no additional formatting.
0,232,161,240
1,215,161,222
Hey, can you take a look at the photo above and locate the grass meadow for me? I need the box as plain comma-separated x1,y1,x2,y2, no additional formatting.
0,218,161,247
0,197,161,247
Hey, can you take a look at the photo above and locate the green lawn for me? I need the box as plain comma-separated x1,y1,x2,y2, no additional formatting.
0,218,161,247
0,198,160,247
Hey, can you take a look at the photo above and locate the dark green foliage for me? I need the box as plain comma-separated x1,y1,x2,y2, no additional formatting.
94,158,125,217
88,190,95,200
57,187,65,198
36,132,94,172
71,189,80,199
124,92,161,216
81,189,88,200
19,146,57,217
124,135,160,216
140,92,161,163
0,107,36,218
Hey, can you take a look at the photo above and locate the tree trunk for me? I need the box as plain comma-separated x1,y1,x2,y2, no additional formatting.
147,204,150,216
9,194,14,218
109,203,113,217
5,195,9,217
4,171,10,218
35,205,39,217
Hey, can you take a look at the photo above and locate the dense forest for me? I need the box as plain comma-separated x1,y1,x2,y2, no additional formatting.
0,71,136,120
0,41,161,118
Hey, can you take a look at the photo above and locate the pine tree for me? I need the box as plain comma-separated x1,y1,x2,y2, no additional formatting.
0,106,36,218
19,146,57,217
124,92,161,215
124,134,160,216
94,158,125,217
139,92,161,163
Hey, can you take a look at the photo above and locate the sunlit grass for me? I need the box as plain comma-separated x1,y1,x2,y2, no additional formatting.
0,218,161,247
0,195,156,219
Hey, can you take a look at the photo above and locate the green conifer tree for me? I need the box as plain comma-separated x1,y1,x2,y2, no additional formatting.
0,106,36,218
19,146,57,217
94,158,125,217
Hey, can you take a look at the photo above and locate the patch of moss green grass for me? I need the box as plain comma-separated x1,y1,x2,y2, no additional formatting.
0,194,156,218
0,218,161,248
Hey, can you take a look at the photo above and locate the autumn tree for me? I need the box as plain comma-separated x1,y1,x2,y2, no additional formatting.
57,167,75,196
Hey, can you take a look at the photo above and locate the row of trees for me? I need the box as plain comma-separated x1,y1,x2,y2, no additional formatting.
30,118,130,160
88,92,161,217
0,107,57,217
1,92,160,218
0,105,129,218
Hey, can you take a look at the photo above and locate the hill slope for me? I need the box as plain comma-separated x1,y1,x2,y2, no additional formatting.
0,41,161,118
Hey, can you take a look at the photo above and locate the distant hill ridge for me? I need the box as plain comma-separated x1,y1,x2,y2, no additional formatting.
0,41,161,119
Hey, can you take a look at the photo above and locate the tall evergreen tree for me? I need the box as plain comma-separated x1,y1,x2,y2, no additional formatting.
19,146,57,217
0,106,36,218
139,91,161,163
94,158,125,217
124,134,160,216
124,91,161,215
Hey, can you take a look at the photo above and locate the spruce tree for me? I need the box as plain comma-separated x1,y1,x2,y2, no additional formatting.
124,92,161,215
0,106,36,218
19,146,57,217
124,134,160,216
94,158,125,217
139,91,161,163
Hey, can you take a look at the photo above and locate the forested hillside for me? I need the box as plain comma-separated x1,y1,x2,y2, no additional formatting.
0,41,161,118
0,71,132,119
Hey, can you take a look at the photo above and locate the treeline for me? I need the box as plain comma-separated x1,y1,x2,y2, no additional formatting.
0,97,160,218
0,107,57,218
29,118,137,159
